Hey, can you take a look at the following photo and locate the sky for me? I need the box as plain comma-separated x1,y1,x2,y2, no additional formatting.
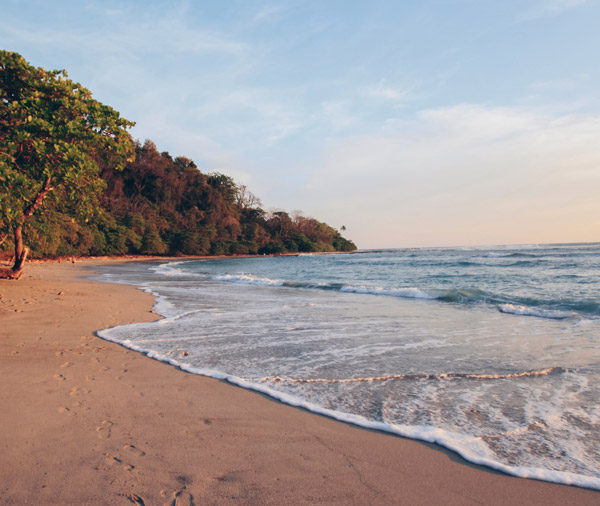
2,0,599,248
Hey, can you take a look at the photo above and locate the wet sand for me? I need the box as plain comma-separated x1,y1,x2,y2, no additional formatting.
1,259,598,505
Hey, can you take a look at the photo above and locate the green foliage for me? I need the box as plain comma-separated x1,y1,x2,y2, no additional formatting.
0,52,356,262
141,225,168,255
0,51,135,271
92,140,357,257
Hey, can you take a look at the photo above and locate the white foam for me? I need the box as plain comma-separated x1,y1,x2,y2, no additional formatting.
93,327,600,491
498,304,576,320
156,309,205,325
92,253,600,491
341,285,437,300
214,273,284,286
150,261,189,277
139,287,181,319
400,338,447,350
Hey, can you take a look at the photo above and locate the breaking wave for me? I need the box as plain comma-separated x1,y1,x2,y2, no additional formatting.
210,273,599,320
498,304,577,320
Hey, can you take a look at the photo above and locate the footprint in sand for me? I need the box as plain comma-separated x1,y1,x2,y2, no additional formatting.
55,348,81,357
106,456,136,472
58,407,73,416
96,420,113,439
162,490,194,506
123,444,146,457
53,373,67,382
61,361,74,368
72,401,90,411
10,343,25,355
69,387,90,397
115,369,129,380
124,493,146,505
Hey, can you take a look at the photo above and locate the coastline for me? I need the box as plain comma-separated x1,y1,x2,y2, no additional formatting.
1,259,598,505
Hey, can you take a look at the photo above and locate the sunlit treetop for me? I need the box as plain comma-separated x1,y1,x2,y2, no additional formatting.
0,50,135,277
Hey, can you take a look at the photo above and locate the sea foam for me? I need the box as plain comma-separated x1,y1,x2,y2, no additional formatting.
340,285,437,299
498,304,576,320
92,245,600,490
214,273,285,286
96,320,600,491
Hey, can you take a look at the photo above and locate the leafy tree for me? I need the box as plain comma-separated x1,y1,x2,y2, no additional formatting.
0,53,356,264
0,51,134,278
140,224,168,255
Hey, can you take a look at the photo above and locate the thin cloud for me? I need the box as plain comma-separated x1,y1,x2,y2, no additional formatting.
365,81,415,105
320,101,357,130
530,74,590,91
517,0,590,21
253,5,288,23
305,104,600,247
1,8,247,57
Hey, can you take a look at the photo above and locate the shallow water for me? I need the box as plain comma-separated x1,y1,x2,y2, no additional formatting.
94,243,600,489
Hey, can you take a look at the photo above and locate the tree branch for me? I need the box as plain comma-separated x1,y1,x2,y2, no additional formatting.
22,175,52,220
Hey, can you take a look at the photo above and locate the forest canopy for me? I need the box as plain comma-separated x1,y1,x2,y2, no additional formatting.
0,50,135,277
0,52,355,269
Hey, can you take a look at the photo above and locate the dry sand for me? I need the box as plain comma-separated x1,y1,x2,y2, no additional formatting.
1,259,598,506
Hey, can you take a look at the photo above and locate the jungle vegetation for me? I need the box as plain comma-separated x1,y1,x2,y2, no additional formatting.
0,51,355,278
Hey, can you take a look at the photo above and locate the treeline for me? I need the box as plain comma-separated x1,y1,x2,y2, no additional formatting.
14,140,356,258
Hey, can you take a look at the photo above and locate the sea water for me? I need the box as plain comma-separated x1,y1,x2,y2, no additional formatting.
94,243,600,489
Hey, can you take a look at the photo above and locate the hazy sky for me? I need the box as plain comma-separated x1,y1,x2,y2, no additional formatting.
2,0,599,248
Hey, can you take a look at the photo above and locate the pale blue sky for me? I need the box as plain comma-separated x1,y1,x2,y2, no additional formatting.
2,0,599,247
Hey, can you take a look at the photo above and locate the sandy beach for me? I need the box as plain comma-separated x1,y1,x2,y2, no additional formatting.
1,259,598,505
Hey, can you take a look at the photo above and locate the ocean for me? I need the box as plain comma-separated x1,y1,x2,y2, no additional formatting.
94,242,600,490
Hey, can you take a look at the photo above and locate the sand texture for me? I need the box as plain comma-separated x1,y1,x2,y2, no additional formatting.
1,259,598,505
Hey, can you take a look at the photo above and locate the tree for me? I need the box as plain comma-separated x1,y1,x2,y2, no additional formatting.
235,184,262,211
0,51,134,278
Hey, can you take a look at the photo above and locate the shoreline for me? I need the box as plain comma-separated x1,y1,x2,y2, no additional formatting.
1,259,598,505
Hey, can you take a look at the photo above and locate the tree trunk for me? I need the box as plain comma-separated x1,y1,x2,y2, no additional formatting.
0,176,51,280
11,226,29,277
0,226,29,280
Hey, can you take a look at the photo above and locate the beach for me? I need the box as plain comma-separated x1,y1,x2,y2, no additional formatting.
1,259,598,506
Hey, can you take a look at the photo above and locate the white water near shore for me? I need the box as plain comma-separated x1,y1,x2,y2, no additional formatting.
94,244,600,490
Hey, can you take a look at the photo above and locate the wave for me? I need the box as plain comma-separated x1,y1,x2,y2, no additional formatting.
94,327,600,491
498,304,577,320
253,367,566,384
343,286,502,306
484,252,539,259
151,261,188,276
213,274,494,305
340,285,437,299
210,273,600,320
213,274,345,291
503,260,539,267
437,288,490,303
214,273,285,286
